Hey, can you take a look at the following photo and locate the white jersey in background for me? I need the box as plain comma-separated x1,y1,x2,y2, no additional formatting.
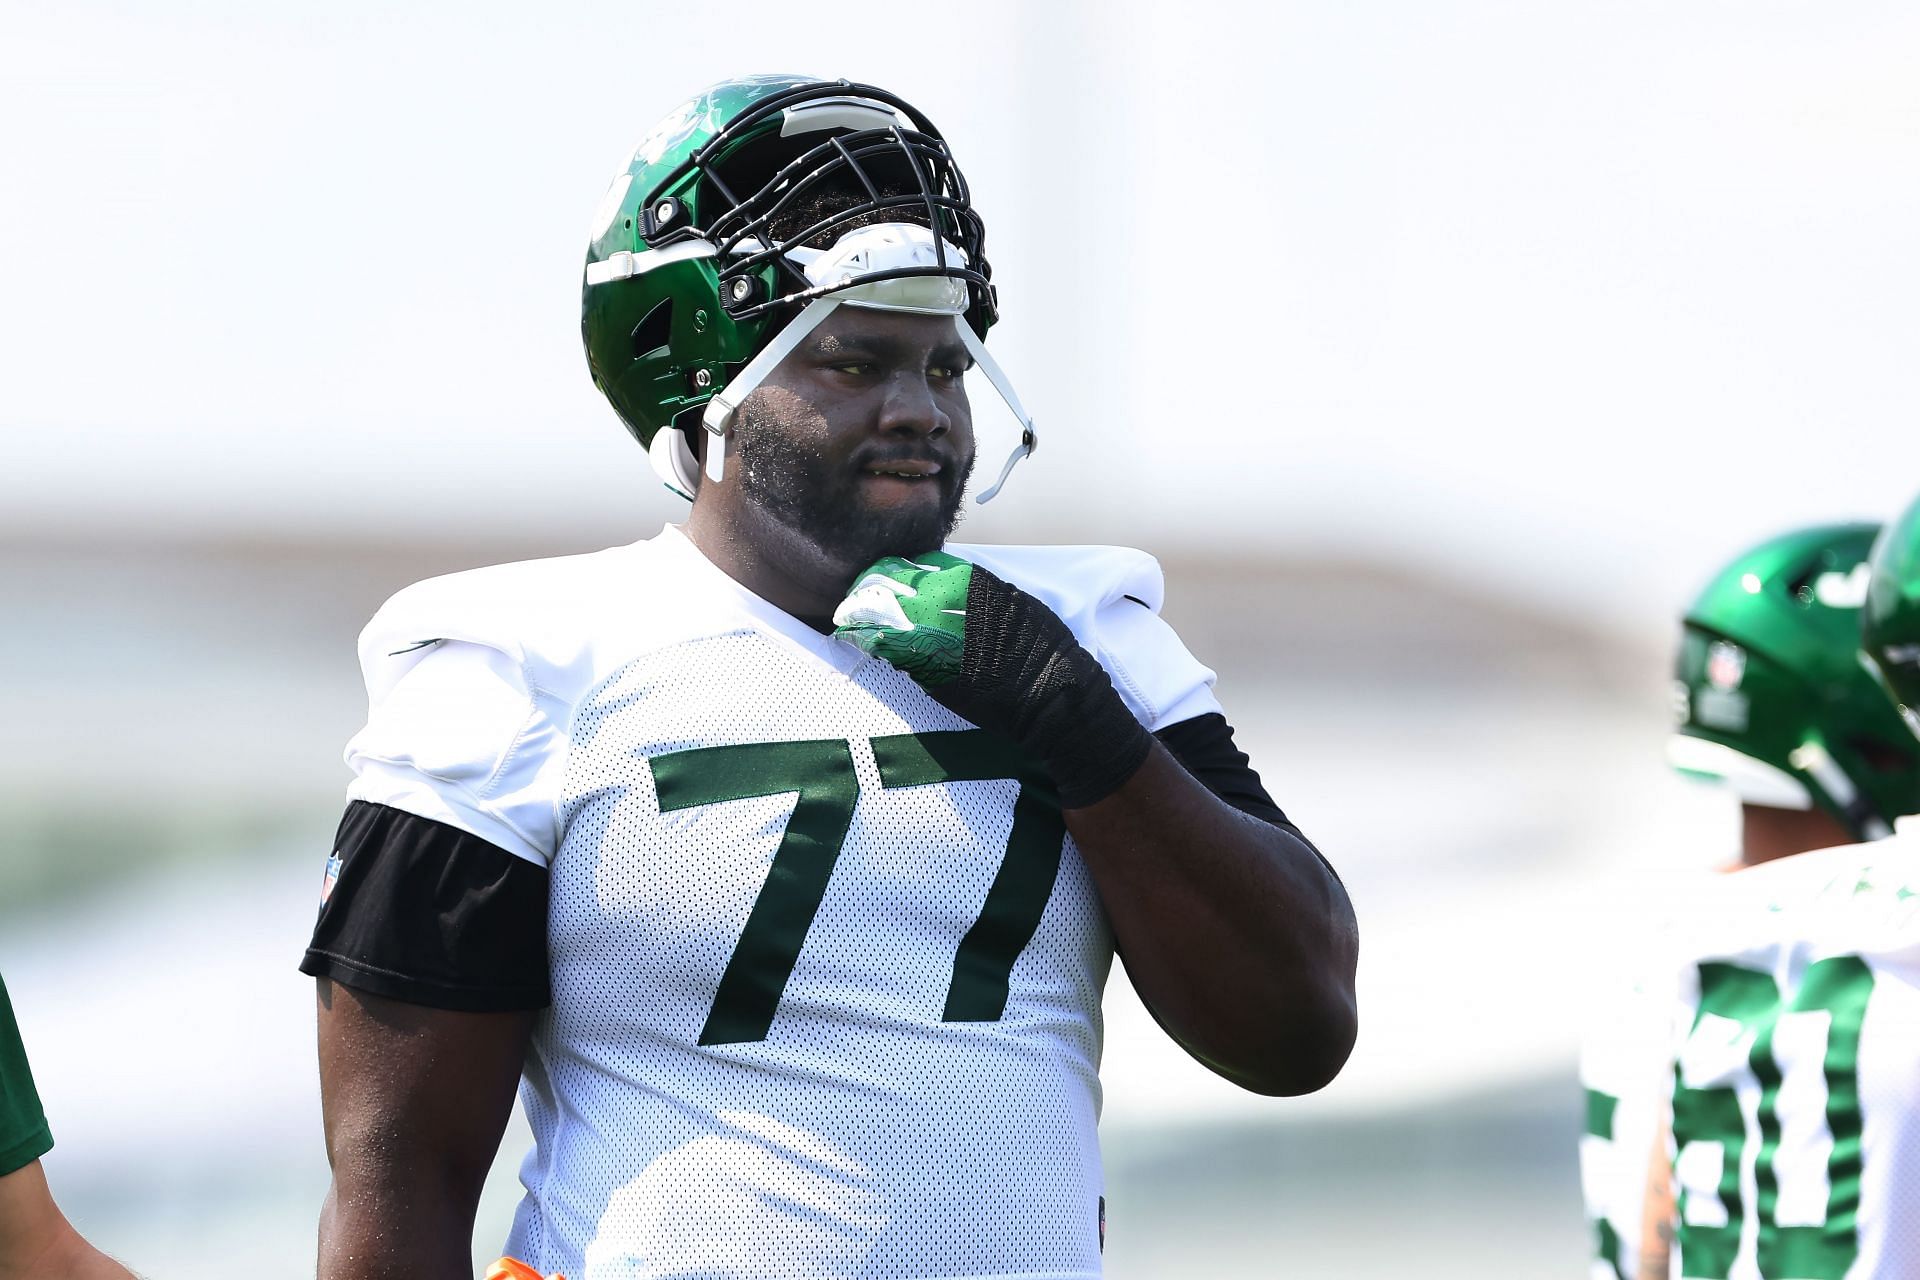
343,525,1222,1280
1581,902,1692,1280
1662,826,1920,1280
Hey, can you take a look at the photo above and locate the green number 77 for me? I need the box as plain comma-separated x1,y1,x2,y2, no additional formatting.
649,730,1067,1046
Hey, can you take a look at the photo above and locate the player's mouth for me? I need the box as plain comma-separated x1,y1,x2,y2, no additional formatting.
855,457,950,509
860,460,942,480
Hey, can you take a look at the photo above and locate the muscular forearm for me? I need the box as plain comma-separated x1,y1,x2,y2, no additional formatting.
1066,745,1358,1095
318,1175,480,1280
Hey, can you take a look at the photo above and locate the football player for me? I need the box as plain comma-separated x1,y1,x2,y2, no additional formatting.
1580,521,1920,1280
1588,508,1920,1279
0,973,137,1280
301,77,1358,1279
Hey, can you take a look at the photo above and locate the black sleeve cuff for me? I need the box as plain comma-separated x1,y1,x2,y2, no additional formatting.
1153,713,1343,886
1154,712,1295,829
299,801,551,1013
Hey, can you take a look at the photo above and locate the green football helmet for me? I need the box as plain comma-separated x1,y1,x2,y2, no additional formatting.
581,76,1035,502
1669,521,1920,840
1863,492,1920,745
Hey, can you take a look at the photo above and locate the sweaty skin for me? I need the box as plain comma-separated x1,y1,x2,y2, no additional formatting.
685,307,977,626
316,982,535,1280
1736,801,1853,869
692,307,1357,1095
315,306,1358,1276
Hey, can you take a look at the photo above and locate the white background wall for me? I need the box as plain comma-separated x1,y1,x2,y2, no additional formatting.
5,1,1915,625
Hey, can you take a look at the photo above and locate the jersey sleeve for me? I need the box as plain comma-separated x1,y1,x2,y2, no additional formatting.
303,576,570,1010
0,974,53,1176
343,581,571,867
301,801,552,1011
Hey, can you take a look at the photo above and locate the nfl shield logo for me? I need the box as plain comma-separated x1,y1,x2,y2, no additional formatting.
1706,641,1746,691
320,854,342,906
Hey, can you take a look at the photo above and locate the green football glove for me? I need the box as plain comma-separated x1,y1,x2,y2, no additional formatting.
833,552,1153,807
830,552,972,686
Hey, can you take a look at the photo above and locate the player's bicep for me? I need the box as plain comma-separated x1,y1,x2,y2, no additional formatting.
316,979,533,1220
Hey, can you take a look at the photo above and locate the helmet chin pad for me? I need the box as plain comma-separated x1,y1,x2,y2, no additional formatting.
649,422,701,501
1667,735,1813,810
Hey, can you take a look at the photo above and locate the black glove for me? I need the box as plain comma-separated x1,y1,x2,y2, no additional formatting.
832,553,1153,807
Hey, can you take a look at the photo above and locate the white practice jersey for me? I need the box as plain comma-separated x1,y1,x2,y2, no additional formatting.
1581,898,1696,1280
1663,828,1920,1280
343,525,1222,1280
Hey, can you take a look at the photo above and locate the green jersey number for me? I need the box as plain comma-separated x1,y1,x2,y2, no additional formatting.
1672,956,1873,1280
649,730,1066,1046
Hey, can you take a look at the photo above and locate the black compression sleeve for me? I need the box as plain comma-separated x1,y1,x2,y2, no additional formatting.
299,801,551,1012
1153,712,1345,886
1154,713,1297,831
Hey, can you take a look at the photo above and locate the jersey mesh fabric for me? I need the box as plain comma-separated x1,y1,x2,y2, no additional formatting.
343,527,1220,1280
508,632,1109,1280
1664,836,1920,1280
0,972,53,1175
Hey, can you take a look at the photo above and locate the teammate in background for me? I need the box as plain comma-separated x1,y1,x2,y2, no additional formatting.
1649,498,1920,1280
0,973,137,1280
1579,522,1920,1280
303,77,1358,1280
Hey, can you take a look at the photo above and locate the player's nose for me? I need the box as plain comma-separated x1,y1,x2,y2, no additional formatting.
874,369,948,439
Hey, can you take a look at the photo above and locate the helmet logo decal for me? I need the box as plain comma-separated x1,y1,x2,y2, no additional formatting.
1707,641,1747,691
632,98,704,168
588,173,633,241
1698,641,1751,731
1813,562,1871,608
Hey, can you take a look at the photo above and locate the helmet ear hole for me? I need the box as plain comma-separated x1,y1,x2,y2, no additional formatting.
631,299,674,359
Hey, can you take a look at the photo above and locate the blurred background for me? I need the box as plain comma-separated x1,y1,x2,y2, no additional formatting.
3,1,1917,1276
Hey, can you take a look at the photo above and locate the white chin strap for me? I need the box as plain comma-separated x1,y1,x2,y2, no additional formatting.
650,222,1036,502
1665,734,1893,841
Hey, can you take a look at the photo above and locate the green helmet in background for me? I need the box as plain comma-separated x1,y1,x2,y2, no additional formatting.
580,75,1034,503
1863,492,1920,744
1669,521,1920,841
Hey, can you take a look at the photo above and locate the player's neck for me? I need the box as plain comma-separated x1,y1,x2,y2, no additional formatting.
683,500,858,631
1736,802,1856,869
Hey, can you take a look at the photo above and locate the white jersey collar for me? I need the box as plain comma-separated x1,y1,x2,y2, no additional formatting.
652,524,866,677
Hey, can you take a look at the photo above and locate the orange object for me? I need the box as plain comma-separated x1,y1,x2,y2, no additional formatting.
482,1259,565,1280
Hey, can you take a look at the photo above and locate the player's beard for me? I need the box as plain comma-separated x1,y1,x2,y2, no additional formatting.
730,407,974,569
